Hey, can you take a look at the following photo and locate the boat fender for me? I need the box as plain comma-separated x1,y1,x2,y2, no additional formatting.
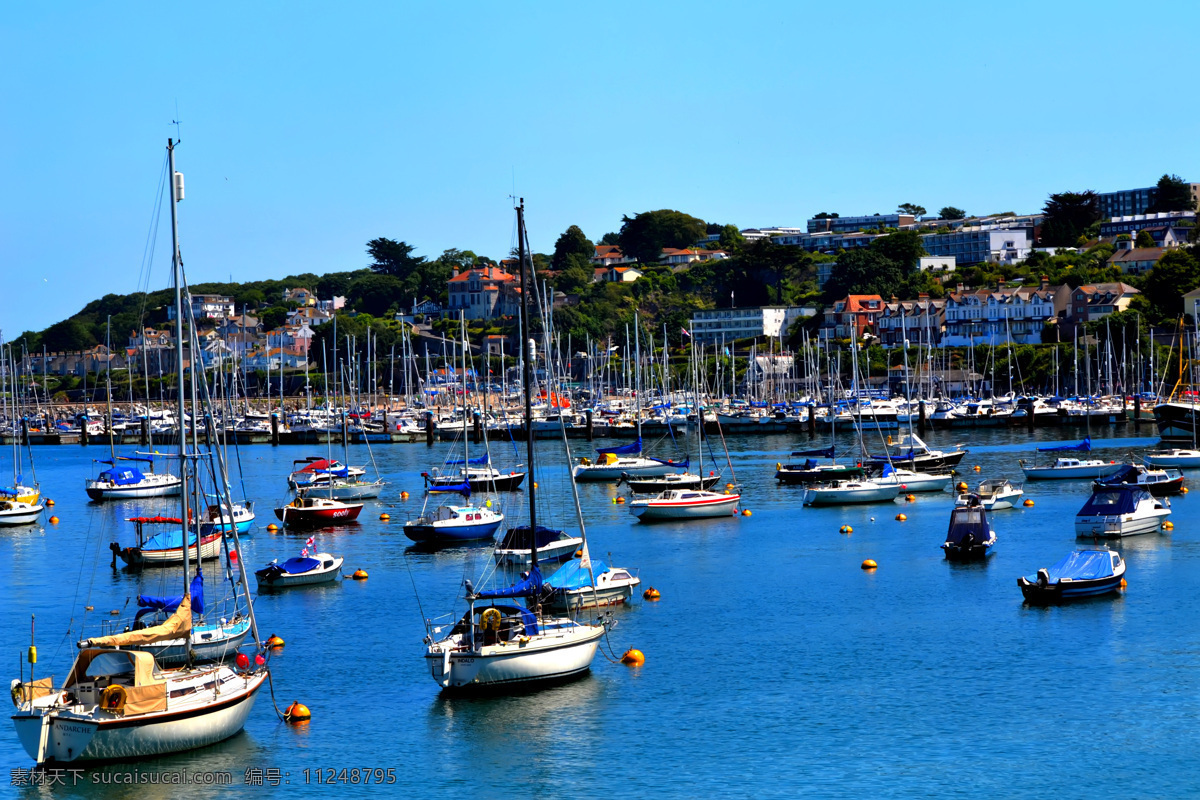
101,684,127,715
480,608,502,630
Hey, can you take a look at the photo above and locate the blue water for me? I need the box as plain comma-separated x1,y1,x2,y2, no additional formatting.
4,426,1200,797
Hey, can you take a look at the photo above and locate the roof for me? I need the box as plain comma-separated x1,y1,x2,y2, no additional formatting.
448,266,516,284
835,295,884,313
1073,282,1139,296
1108,247,1165,264
594,245,624,257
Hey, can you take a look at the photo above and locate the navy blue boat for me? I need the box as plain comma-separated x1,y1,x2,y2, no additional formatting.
1017,549,1125,604
942,498,996,561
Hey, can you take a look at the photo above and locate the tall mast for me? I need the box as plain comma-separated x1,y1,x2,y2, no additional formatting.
516,200,538,574
168,139,191,602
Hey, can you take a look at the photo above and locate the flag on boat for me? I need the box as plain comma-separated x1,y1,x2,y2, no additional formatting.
305,536,315,548
681,327,691,338
301,548,309,557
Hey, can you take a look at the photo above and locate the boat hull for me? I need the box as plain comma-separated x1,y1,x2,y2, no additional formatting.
494,538,582,568
1074,510,1169,538
1153,402,1200,443
573,460,677,482
942,542,994,561
85,478,182,501
274,504,363,528
803,485,900,505
1018,574,1123,604
426,626,603,691
1022,464,1122,480
1144,452,1200,469
630,494,740,520
625,474,720,493
114,534,223,567
255,561,343,590
544,584,637,613
427,473,527,493
0,503,44,526
775,466,864,484
403,518,503,543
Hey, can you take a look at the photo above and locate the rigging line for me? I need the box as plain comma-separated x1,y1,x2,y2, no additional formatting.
403,554,430,635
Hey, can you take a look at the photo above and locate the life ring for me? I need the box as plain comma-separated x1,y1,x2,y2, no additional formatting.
101,684,127,714
480,608,502,630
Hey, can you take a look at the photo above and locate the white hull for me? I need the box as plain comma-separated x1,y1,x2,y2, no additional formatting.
876,473,951,493
299,481,385,500
1022,463,1122,480
1075,509,1170,538
0,503,44,526
85,478,182,501
256,556,343,590
1144,451,1200,469
630,494,739,519
119,535,223,567
494,537,582,567
12,671,265,764
426,625,603,689
547,584,638,612
803,484,900,505
573,457,677,482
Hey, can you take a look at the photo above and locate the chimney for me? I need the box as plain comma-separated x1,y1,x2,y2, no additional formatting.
956,283,965,293
1040,274,1049,290
1118,238,1133,251
997,277,1005,289
452,268,459,278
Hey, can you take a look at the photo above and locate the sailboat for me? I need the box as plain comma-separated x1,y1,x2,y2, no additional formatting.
422,199,606,691
0,346,42,516
1019,437,1121,480
11,138,268,764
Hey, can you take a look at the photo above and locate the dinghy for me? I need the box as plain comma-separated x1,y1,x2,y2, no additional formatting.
255,552,344,590
1018,548,1125,604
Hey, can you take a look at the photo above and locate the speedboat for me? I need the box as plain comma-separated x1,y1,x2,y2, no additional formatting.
197,501,255,535
0,499,44,526
1020,457,1122,480
1143,448,1200,469
1074,486,1170,538
628,488,740,521
872,465,952,493
85,458,181,501
1018,548,1125,604
956,478,1024,510
803,479,900,506
1093,464,1184,496
255,552,344,590
274,496,364,528
403,504,504,543
543,558,641,612
942,498,996,561
493,525,582,568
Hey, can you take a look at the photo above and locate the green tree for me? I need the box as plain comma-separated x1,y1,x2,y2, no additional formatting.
617,209,707,264
1143,249,1200,318
716,224,746,256
367,238,426,277
599,232,620,246
551,225,593,271
316,272,356,300
437,249,478,270
813,211,839,219
897,203,926,217
259,306,290,331
823,250,903,300
1040,190,1101,247
347,274,406,317
870,230,927,272
1147,174,1198,213
1135,230,1156,248
42,318,95,351
938,206,967,220
556,253,594,293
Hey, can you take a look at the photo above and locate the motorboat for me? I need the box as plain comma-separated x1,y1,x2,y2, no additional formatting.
274,496,364,528
1074,486,1170,538
629,488,740,521
941,498,996,561
255,552,344,590
1143,448,1200,469
956,478,1024,510
110,517,223,567
403,504,504,543
803,479,900,506
867,433,966,472
872,465,952,493
1018,548,1125,604
0,499,44,526
543,558,641,612
492,525,583,568
197,501,255,535
622,471,721,493
286,457,365,490
1093,464,1183,496
85,457,181,501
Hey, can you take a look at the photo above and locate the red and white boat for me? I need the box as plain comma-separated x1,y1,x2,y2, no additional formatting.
274,496,364,528
629,489,741,521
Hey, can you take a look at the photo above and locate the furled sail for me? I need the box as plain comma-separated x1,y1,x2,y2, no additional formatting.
85,595,192,647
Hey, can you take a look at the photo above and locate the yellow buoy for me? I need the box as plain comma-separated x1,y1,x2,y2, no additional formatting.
1182,487,1189,495
742,509,751,517
1023,499,1035,507
45,499,55,507
957,482,968,491
110,609,120,616
1163,521,1174,530
352,569,368,580
973,465,981,472
85,605,93,611
840,525,853,534
267,634,285,648
400,491,409,500
643,587,661,600
895,513,907,521
485,499,492,507
267,523,280,532
861,559,878,570
1120,578,1128,588
379,513,390,521
533,482,538,489
906,494,916,502
621,648,645,665
48,516,59,524
286,701,311,722
726,483,735,490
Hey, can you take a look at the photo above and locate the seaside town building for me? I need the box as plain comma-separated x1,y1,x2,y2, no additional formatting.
690,306,812,345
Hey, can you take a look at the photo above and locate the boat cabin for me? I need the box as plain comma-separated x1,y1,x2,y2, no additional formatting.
63,649,167,716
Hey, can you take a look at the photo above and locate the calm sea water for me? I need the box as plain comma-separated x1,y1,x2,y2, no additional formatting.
4,424,1199,797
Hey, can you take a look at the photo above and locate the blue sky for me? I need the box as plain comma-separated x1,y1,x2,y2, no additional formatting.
3,1,1198,338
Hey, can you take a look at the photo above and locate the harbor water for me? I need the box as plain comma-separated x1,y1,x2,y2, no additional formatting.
4,426,1200,797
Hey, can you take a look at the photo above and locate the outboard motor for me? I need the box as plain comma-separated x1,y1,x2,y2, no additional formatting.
1037,568,1050,587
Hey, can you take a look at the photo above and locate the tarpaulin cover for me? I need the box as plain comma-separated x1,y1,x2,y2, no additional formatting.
140,529,208,552
596,438,642,456
792,446,835,458
944,507,992,545
497,525,565,551
1038,436,1092,452
295,459,337,473
1077,487,1151,516
98,468,146,486
546,559,609,591
135,573,205,619
1033,550,1116,582
476,567,543,600
278,557,322,574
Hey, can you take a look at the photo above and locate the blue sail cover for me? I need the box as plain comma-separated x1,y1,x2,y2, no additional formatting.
98,468,147,486
597,438,642,456
1038,436,1092,453
498,526,565,551
1077,487,1149,516
476,567,543,599
1032,550,1116,583
313,466,349,477
648,456,688,468
428,481,471,496
1096,465,1141,486
792,446,835,458
446,454,489,466
135,573,205,619
945,507,991,545
546,559,609,591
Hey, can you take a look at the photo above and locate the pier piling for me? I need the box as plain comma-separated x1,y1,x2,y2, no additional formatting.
425,411,435,447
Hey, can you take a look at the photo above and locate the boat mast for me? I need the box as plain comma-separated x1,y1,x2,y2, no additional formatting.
168,139,192,607
516,200,539,577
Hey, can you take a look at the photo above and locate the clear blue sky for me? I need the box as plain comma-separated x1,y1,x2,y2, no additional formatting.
3,1,1197,338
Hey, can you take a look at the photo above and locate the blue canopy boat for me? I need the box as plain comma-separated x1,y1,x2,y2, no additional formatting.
1017,548,1126,603
255,552,344,590
941,498,996,561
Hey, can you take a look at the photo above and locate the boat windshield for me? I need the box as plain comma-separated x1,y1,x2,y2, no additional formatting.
85,651,136,678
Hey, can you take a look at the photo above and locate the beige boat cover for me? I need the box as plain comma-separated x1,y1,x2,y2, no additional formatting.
64,648,168,716
11,677,54,705
85,595,191,648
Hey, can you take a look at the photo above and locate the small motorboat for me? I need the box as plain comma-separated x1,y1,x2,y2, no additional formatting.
198,501,255,535
872,465,952,493
942,498,996,561
255,552,344,590
493,525,582,568
1143,448,1200,469
803,479,900,506
1093,464,1184,496
403,504,504,543
0,499,44,526
623,471,721,493
629,488,740,521
1020,457,1122,480
1074,485,1170,538
956,478,1024,510
543,558,641,612
274,496,364,529
1018,548,1125,604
